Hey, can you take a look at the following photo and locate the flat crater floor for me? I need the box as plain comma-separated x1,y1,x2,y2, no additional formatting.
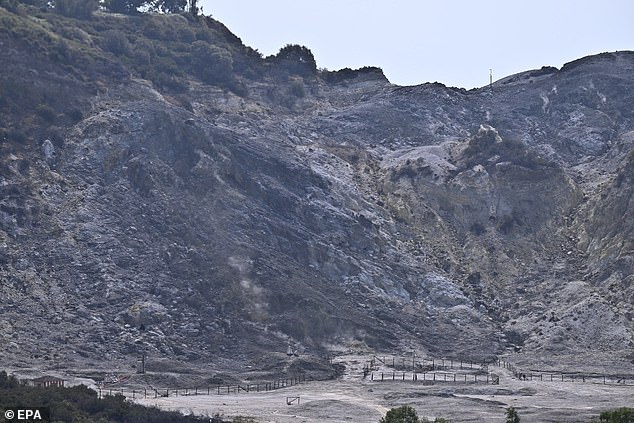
134,355,634,423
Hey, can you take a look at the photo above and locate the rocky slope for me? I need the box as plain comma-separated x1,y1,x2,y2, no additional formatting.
0,4,632,373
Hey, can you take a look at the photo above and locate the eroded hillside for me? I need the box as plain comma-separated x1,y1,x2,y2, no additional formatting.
0,3,632,372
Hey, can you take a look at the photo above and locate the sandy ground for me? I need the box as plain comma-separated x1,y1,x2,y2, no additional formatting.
134,355,634,423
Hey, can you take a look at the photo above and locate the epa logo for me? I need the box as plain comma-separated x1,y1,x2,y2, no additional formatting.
4,408,50,422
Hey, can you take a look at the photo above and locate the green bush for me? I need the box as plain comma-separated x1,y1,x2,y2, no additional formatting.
596,408,634,423
190,41,233,84
0,372,214,422
100,29,131,56
270,44,317,76
35,104,56,122
379,406,451,423
142,19,166,39
288,79,306,98
54,0,98,19
505,407,520,423
102,0,148,14
380,406,420,423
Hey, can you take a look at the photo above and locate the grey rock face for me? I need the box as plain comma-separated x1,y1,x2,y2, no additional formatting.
1,50,633,369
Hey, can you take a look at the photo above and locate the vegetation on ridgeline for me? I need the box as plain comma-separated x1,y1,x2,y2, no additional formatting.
1,0,374,147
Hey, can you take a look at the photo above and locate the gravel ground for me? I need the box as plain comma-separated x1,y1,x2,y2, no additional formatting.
134,355,634,423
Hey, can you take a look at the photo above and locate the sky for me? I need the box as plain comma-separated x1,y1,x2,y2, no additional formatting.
198,1,633,89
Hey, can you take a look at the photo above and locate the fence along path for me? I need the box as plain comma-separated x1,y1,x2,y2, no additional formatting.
363,354,634,387
98,375,306,400
500,360,634,386
99,356,633,399
364,355,497,385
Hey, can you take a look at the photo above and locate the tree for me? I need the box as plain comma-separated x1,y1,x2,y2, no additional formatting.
54,0,99,19
102,0,148,14
17,0,49,6
380,405,420,423
189,0,197,15
152,0,187,13
505,407,520,423
272,44,317,76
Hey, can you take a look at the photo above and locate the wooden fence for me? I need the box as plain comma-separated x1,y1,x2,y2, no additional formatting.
368,371,498,384
98,375,306,400
363,355,490,379
365,356,633,387
499,360,634,386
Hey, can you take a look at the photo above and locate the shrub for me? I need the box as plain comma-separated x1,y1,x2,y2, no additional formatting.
288,79,305,98
100,29,131,56
143,19,165,39
177,26,196,43
0,377,213,422
8,128,27,144
190,41,233,84
596,408,634,423
102,0,147,14
0,0,20,12
271,44,317,76
505,407,520,423
36,104,56,122
19,0,48,4
380,405,420,423
66,107,83,123
54,0,98,19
